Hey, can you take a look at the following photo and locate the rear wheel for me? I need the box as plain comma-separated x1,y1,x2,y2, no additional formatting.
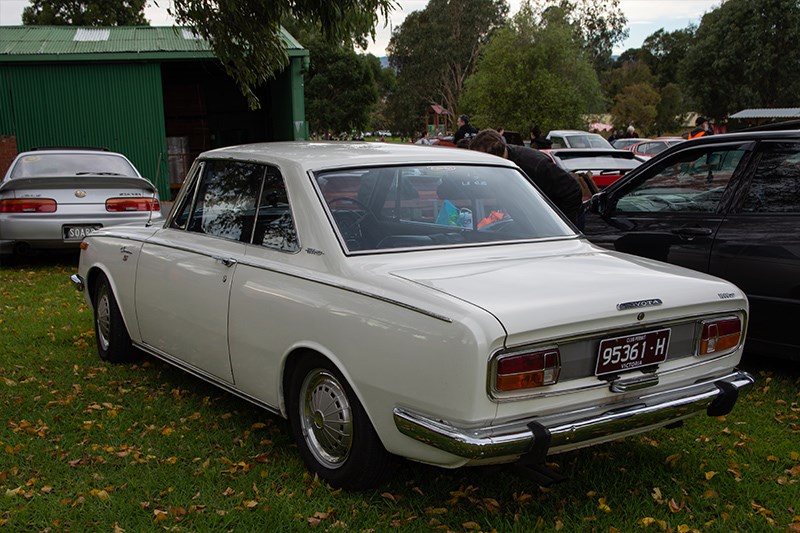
287,355,394,489
93,273,137,363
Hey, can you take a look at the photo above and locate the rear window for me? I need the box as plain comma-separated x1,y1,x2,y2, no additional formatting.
315,164,575,253
10,153,138,178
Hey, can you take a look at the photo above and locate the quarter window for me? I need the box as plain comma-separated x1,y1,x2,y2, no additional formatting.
614,147,746,214
741,142,800,214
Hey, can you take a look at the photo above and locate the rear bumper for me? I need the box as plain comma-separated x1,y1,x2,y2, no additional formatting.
393,370,754,461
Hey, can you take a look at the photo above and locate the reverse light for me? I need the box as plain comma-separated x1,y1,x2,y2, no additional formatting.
105,197,160,212
494,348,561,392
0,198,57,213
697,316,742,356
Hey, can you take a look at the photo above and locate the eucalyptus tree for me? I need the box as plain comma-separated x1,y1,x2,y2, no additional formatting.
23,0,148,26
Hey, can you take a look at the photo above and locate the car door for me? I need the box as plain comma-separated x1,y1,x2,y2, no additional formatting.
709,139,800,357
583,141,751,273
134,159,266,383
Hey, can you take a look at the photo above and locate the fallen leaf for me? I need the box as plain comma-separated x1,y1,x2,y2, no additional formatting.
705,471,718,480
462,522,481,530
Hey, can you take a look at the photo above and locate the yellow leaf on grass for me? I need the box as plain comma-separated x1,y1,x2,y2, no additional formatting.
668,498,685,513
665,453,682,466
705,471,718,480
426,507,448,515
462,522,481,530
90,489,110,501
767,455,779,462
677,525,691,533
597,497,612,513
243,500,258,509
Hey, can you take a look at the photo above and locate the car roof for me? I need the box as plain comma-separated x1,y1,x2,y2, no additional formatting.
200,141,517,172
548,130,604,136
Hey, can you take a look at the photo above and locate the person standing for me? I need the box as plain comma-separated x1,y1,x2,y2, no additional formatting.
529,124,552,149
688,117,714,139
469,129,582,226
453,114,479,143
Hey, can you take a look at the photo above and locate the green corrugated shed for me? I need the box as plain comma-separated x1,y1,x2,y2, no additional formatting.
0,26,309,198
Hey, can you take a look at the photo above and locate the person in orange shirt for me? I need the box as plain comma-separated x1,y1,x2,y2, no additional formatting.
689,117,714,139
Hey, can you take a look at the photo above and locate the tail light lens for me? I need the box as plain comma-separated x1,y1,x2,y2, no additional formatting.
0,198,57,213
697,316,742,356
105,197,160,212
494,348,561,392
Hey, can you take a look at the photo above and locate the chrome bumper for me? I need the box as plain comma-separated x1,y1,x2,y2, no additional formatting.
393,370,754,461
70,274,85,293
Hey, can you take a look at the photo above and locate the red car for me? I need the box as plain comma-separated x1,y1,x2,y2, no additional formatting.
625,137,684,159
542,148,643,189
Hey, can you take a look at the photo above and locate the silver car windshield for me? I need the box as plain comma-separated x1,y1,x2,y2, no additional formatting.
315,164,575,253
10,153,137,178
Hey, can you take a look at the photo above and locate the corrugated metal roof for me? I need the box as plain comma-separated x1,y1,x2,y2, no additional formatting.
729,108,800,119
0,25,306,61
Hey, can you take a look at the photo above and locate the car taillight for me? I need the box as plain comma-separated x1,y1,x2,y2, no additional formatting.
105,197,160,212
495,348,561,392
697,317,742,356
0,198,57,213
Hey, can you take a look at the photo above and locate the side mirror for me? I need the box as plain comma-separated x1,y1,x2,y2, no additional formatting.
588,191,608,215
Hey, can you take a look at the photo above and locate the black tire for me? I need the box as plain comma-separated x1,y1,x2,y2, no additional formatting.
92,273,137,363
287,355,394,489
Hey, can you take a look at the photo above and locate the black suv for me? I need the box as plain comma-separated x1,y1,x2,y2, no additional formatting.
583,130,800,361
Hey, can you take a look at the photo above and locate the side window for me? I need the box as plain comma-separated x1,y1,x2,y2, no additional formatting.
614,146,746,214
550,136,565,148
187,160,264,242
741,142,800,214
253,170,299,252
170,162,203,230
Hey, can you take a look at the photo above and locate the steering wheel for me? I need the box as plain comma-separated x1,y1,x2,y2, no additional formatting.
328,197,374,243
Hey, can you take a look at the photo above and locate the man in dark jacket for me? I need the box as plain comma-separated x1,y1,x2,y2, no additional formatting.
453,114,479,143
470,129,582,225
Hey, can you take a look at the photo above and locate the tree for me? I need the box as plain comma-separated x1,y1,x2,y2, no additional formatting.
682,0,800,121
602,60,657,105
640,28,695,89
460,1,603,134
654,83,687,135
610,82,659,136
386,0,508,130
167,0,395,108
23,0,148,26
530,0,628,72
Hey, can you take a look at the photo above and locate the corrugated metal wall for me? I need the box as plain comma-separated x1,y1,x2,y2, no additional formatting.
0,62,169,198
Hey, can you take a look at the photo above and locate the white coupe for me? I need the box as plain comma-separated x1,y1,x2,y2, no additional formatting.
71,142,754,489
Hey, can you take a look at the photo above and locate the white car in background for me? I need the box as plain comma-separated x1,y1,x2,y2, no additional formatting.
71,142,753,489
0,148,161,258
547,129,613,149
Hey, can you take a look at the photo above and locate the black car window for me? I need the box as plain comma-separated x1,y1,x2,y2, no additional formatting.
253,170,299,252
614,146,746,214
187,160,265,242
741,142,800,214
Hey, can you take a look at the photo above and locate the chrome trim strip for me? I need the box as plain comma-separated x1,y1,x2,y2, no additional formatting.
134,341,283,417
70,274,85,292
609,373,659,393
394,370,754,460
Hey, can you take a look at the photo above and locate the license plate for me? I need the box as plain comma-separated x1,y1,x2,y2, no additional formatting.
63,225,101,242
595,328,671,376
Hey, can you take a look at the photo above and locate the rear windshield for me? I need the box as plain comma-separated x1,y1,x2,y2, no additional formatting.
11,153,138,178
315,164,575,253
566,135,612,148
556,154,641,172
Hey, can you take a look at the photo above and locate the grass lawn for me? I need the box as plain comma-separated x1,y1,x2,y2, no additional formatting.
1,254,798,531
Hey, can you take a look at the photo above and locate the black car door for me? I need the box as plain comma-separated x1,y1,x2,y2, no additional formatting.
583,141,752,273
709,140,800,357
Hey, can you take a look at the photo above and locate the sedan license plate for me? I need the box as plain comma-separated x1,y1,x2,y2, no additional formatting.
63,225,101,242
596,328,671,376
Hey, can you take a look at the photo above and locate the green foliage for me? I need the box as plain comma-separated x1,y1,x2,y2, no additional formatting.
640,27,696,90
602,60,657,105
22,0,148,26
386,0,508,131
655,83,688,135
461,2,603,134
168,0,396,109
611,82,660,135
1,257,799,531
682,0,800,120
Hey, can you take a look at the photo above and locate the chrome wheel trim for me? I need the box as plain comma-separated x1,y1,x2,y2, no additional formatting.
299,369,353,469
96,286,111,352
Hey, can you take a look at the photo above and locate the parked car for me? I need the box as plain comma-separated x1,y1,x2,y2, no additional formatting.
71,142,753,489
583,130,800,360
0,148,161,258
543,148,643,189
611,138,651,150
625,138,685,159
546,130,613,149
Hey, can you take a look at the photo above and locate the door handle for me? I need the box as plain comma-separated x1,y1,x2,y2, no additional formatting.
671,227,712,237
212,256,237,267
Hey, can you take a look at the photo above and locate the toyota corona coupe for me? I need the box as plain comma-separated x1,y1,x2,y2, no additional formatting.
71,142,754,489
0,148,161,259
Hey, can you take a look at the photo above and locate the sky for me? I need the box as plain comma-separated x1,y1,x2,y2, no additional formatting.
0,0,721,55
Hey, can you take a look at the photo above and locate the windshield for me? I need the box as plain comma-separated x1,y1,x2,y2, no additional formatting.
315,164,575,253
566,135,612,149
556,155,641,172
10,153,138,178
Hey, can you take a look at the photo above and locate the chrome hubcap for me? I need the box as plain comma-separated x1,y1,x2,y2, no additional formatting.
96,287,111,352
299,369,353,469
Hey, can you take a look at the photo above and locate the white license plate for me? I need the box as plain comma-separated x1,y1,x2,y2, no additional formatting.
63,225,101,242
595,328,671,376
